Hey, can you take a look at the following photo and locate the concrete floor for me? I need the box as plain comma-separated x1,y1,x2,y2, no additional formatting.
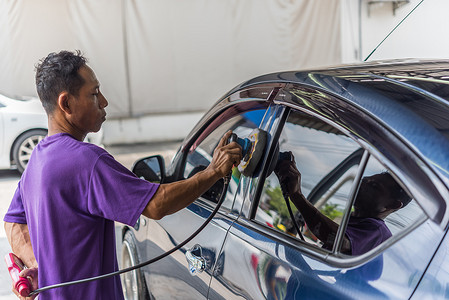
0,141,180,299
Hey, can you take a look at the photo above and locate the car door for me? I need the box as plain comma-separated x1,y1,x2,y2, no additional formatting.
140,87,275,299
208,85,445,299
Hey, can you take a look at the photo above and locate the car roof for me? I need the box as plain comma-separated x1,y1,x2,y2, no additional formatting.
225,60,449,189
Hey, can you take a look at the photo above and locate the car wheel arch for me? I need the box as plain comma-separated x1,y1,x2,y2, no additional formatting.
121,229,150,300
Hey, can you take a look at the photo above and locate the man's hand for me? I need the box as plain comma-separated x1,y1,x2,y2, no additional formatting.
12,267,38,300
274,152,302,196
4,222,38,299
143,131,243,219
207,131,243,178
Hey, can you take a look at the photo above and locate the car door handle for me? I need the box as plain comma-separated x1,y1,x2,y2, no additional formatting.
186,244,206,275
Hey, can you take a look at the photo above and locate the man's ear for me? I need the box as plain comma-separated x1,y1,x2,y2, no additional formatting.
57,92,72,114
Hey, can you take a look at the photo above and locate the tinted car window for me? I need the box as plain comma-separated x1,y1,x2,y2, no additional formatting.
343,155,426,256
256,109,361,249
256,108,427,256
184,104,267,210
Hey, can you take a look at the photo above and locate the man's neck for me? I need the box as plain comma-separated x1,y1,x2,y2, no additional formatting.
352,211,385,220
48,116,86,141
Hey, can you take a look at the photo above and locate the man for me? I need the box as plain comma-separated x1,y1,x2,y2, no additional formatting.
4,50,242,299
274,153,411,255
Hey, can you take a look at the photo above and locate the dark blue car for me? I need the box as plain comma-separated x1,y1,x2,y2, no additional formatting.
120,59,449,299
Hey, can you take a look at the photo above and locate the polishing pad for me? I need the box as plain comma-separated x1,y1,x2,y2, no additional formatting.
238,128,267,176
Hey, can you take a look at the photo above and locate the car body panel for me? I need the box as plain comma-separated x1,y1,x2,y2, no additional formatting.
411,228,449,299
135,206,236,299
206,88,445,298
123,60,449,299
209,213,444,299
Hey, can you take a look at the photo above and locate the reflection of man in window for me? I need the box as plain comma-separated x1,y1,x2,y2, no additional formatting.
275,154,411,255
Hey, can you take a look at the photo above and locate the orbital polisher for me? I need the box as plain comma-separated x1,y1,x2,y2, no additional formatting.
228,128,268,177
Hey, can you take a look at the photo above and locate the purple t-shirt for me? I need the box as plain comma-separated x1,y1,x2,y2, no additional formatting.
4,133,159,299
345,216,392,256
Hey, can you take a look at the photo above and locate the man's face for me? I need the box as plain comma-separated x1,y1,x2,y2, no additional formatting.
354,174,393,215
69,65,108,133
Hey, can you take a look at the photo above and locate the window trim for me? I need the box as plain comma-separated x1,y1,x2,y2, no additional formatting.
238,210,428,269
332,150,369,253
248,104,289,220
245,95,432,265
276,83,448,226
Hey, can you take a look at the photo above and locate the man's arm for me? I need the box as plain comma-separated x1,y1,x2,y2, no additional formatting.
142,131,242,220
4,222,37,269
4,222,39,299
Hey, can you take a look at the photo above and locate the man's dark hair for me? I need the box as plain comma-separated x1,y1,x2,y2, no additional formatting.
35,50,87,113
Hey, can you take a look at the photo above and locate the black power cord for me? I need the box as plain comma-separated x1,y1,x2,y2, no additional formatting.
284,193,305,242
29,174,232,296
276,152,305,241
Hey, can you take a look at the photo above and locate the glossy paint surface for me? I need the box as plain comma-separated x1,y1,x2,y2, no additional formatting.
122,60,449,299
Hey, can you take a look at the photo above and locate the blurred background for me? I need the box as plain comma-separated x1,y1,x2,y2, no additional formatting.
1,0,448,146
0,0,448,298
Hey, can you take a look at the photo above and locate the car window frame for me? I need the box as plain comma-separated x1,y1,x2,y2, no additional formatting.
240,85,439,266
276,83,446,225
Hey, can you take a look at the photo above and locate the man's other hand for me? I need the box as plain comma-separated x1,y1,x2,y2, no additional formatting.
274,152,302,196
12,267,38,300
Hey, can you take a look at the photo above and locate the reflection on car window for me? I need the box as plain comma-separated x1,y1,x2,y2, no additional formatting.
344,156,426,256
184,105,267,210
256,109,361,249
256,109,427,256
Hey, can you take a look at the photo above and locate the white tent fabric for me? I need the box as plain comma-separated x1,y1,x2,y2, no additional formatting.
0,0,341,118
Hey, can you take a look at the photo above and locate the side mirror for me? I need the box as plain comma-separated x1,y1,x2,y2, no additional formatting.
132,155,165,183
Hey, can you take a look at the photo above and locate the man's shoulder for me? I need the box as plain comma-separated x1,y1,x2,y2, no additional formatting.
81,142,109,156
40,133,108,157
41,135,112,167
60,140,110,162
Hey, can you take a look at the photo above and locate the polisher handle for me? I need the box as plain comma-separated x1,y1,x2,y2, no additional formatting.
224,133,239,183
5,253,31,297
227,133,251,159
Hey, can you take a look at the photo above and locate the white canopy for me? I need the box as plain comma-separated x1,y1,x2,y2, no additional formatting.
0,0,341,118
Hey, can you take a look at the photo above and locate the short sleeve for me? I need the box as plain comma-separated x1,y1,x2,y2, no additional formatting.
345,218,392,256
4,181,27,224
87,153,159,226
